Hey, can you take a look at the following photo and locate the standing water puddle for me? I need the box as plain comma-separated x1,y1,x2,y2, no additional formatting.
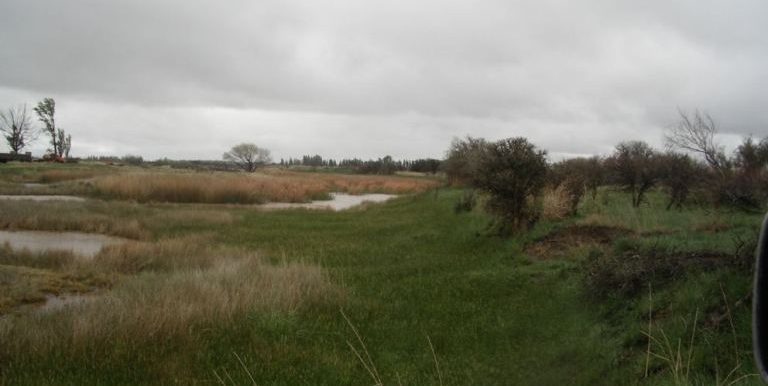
0,195,85,202
0,230,125,258
261,193,396,211
36,293,96,314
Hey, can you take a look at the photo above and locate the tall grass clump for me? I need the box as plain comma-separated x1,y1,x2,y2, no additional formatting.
92,235,235,274
541,184,571,220
0,259,337,357
0,236,341,362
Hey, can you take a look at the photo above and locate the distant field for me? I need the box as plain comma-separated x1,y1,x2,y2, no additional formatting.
0,162,763,385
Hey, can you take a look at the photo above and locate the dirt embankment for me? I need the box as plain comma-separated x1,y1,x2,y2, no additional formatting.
526,225,633,259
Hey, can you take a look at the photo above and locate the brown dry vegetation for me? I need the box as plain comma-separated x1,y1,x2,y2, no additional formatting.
541,185,571,220
289,171,440,194
92,171,440,204
526,224,633,259
0,235,340,357
93,173,326,204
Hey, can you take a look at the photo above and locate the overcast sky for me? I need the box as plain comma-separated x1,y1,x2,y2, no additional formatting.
0,0,766,161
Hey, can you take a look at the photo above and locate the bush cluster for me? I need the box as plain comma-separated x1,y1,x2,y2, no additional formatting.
445,136,547,233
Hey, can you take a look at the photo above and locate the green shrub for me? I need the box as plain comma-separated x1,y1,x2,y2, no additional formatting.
474,137,548,233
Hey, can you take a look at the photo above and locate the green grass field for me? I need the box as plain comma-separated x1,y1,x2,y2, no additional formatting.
0,163,764,385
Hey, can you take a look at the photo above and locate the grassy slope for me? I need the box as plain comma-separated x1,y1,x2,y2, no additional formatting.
1,187,764,385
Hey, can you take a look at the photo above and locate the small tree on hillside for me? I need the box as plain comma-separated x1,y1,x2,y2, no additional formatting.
730,136,768,208
0,104,36,154
606,141,658,207
474,137,548,233
442,136,489,185
34,98,71,158
657,151,703,210
223,143,272,172
735,136,768,175
583,156,605,200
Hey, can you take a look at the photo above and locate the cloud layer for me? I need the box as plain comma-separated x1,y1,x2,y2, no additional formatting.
1,0,765,160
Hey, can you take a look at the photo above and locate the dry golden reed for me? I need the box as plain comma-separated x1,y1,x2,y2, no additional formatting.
92,171,439,204
541,185,571,220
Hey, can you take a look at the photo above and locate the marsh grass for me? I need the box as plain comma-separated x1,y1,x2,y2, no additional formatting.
0,243,79,270
0,200,147,239
36,169,102,183
0,258,336,353
0,199,241,239
0,263,110,313
155,208,237,224
92,234,236,274
91,171,439,204
0,183,763,385
92,173,314,204
0,234,340,367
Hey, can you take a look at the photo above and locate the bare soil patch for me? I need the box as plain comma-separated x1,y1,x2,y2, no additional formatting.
526,225,633,259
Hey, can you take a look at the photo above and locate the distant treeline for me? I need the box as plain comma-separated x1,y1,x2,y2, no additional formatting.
281,155,441,175
84,155,237,171
83,154,442,175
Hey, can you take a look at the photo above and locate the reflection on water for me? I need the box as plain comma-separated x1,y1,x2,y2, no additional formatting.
0,230,125,258
261,193,396,211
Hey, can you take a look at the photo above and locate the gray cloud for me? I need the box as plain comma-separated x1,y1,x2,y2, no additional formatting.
0,0,766,160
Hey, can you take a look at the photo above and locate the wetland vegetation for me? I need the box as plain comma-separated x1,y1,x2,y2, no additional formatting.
0,157,764,385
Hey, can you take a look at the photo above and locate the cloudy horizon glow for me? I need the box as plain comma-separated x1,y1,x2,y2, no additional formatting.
0,0,765,161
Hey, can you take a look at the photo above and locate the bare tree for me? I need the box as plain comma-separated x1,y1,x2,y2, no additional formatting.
606,141,659,207
223,143,272,172
0,104,36,154
665,109,726,171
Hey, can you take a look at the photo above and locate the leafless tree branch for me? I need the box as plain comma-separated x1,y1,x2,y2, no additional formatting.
0,104,37,154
